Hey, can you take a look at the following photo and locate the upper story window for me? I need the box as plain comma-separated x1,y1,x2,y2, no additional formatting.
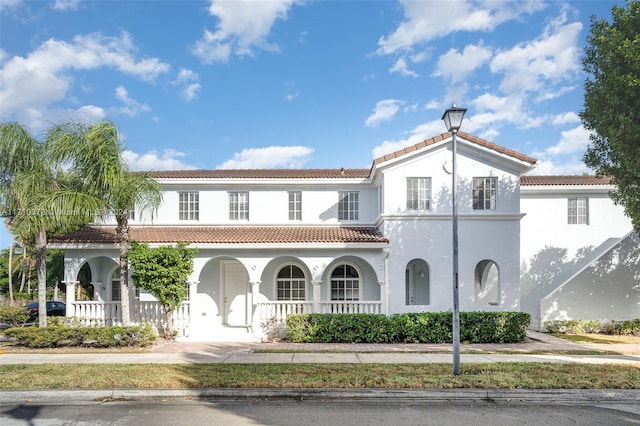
473,177,497,210
179,192,199,220
288,191,302,221
568,197,588,224
407,177,431,210
229,191,249,221
338,191,359,220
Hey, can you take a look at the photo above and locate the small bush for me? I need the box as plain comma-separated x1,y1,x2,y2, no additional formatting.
3,323,157,348
286,311,530,344
0,306,30,327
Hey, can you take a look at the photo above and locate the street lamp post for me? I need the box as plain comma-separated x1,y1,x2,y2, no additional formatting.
441,104,466,376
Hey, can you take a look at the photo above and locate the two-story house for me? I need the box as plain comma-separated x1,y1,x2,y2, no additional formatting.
51,131,637,340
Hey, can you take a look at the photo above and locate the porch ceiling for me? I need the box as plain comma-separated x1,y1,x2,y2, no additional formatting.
51,225,390,245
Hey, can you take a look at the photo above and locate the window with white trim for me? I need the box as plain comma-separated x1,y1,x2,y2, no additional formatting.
473,177,497,210
338,191,359,220
568,198,588,224
288,191,302,221
179,192,199,220
277,265,306,300
229,192,249,220
407,177,431,210
330,264,360,301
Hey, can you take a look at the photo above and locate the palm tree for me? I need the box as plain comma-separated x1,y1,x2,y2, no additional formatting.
47,121,162,325
0,122,101,326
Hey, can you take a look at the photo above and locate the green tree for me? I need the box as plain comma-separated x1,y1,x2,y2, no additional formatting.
128,242,197,339
47,121,163,325
581,1,640,233
0,122,100,326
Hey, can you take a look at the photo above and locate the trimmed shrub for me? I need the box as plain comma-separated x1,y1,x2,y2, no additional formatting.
3,323,157,348
0,306,30,327
286,311,531,344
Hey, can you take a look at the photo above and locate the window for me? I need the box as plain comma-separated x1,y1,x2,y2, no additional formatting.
473,177,497,210
111,269,120,301
330,264,360,301
179,192,199,220
475,260,499,306
407,177,431,210
288,191,302,221
338,191,359,220
229,192,249,220
568,198,588,224
277,265,306,300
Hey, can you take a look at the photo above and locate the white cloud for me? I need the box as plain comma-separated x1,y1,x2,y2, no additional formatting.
191,0,300,63
114,85,150,117
545,125,590,156
365,99,403,127
0,0,21,12
490,10,582,94
52,0,80,11
0,32,170,129
217,145,313,169
377,0,545,55
434,43,492,83
389,56,419,77
371,120,444,159
527,158,591,176
174,68,201,102
123,149,196,172
181,83,201,102
285,92,298,101
551,112,580,126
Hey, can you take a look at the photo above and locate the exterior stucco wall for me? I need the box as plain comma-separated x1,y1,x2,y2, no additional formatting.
540,232,640,325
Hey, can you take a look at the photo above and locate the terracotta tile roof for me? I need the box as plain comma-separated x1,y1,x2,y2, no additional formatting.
372,131,538,166
51,226,389,245
521,175,612,186
148,169,371,179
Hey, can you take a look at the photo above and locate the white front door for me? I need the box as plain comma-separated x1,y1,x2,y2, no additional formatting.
223,262,249,326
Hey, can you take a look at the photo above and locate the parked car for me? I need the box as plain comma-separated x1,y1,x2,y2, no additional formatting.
24,301,66,322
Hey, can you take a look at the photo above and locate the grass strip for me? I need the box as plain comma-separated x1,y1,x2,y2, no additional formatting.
1,363,639,390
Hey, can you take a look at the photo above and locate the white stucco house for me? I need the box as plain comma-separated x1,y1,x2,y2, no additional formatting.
50,131,638,340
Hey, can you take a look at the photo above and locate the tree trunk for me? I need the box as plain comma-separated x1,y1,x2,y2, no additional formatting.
19,244,26,293
36,228,47,328
164,304,174,340
8,235,14,304
116,216,131,326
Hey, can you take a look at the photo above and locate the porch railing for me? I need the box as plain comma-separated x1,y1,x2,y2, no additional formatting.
320,301,382,314
255,301,313,326
69,301,190,336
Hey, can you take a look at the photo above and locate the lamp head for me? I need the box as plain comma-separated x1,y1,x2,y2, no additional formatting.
442,104,467,132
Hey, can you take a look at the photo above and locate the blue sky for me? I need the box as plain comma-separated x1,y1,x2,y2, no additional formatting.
0,0,626,248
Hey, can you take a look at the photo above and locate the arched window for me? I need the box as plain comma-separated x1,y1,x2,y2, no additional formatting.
405,259,429,305
277,265,306,301
330,264,360,301
475,260,499,305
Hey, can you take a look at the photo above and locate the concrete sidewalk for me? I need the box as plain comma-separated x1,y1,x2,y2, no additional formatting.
2,331,640,365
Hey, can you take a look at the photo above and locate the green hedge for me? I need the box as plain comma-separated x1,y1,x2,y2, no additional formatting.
3,323,157,348
544,319,640,335
0,306,30,327
286,312,531,344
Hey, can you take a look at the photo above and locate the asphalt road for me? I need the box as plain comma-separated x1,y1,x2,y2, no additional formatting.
2,399,640,425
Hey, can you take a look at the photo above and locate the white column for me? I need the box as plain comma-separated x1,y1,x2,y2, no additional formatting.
311,281,322,313
64,280,78,317
378,280,387,315
250,281,261,335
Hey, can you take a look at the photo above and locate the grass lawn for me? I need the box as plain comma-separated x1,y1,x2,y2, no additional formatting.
1,363,639,390
552,333,640,344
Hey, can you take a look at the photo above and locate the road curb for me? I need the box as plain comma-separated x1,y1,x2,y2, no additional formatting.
2,388,639,405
